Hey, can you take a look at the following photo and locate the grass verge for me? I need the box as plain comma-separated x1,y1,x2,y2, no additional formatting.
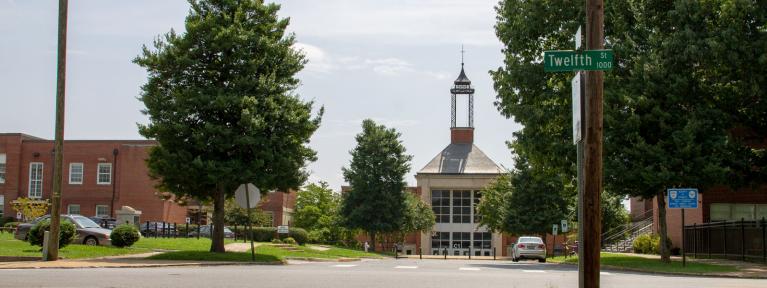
148,243,382,262
147,251,281,263
0,232,149,259
548,252,738,274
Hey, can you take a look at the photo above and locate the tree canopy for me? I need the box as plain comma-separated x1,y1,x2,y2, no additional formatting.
135,0,322,252
340,119,412,249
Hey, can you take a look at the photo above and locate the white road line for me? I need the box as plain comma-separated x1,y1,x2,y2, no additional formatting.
333,264,357,268
522,270,546,273
459,267,481,271
394,266,418,269
600,272,611,275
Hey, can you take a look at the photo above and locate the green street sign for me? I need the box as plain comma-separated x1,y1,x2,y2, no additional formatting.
544,49,613,72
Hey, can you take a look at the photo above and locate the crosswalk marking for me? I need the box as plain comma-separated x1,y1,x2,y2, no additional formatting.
600,272,611,275
459,267,481,271
522,270,546,273
333,264,357,268
394,266,418,269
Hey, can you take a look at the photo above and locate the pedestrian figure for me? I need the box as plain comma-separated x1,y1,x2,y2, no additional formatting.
364,241,370,252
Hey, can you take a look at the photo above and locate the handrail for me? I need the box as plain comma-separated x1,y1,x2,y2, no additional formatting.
601,208,653,240
602,218,652,244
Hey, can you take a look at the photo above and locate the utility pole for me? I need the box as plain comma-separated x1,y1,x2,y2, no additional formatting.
582,0,604,287
46,0,68,261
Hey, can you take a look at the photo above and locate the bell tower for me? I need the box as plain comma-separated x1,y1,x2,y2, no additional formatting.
449,46,475,144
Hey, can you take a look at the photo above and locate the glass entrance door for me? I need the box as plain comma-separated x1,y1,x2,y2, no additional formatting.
450,232,471,256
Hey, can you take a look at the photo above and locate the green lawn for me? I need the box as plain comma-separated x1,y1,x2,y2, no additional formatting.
148,243,382,262
148,251,281,263
0,232,150,259
132,237,233,251
548,252,738,274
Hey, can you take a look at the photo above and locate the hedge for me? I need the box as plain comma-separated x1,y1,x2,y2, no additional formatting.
111,224,141,247
28,219,76,248
246,227,308,244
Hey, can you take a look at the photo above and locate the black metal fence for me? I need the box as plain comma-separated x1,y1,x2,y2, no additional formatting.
683,218,766,263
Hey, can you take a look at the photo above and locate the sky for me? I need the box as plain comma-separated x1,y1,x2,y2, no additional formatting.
0,0,521,191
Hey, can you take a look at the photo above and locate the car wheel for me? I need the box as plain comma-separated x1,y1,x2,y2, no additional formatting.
539,258,546,263
84,236,99,246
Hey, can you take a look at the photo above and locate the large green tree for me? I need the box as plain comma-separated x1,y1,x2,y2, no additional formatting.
341,119,412,250
294,182,352,244
492,0,766,262
136,0,322,252
396,192,436,243
502,157,569,236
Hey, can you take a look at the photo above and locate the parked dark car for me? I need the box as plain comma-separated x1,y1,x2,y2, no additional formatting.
14,215,113,246
188,225,234,238
88,217,117,229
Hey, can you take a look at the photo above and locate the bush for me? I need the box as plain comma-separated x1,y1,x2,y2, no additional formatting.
283,237,297,245
632,234,672,254
3,222,21,229
251,227,276,242
286,228,308,245
271,238,283,244
28,219,76,248
111,224,141,247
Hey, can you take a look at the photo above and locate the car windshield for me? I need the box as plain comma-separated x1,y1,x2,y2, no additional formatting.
72,216,102,228
519,237,543,243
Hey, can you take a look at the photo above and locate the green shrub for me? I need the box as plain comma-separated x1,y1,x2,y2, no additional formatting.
271,238,283,244
3,222,21,229
283,237,297,245
28,219,76,248
286,228,308,245
111,224,141,247
632,234,672,254
251,227,276,242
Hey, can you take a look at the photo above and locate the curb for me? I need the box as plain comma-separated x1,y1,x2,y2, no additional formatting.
553,260,767,279
0,260,286,270
284,257,361,262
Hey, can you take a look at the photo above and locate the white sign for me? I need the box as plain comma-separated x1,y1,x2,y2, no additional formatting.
185,217,191,224
575,27,582,50
277,225,289,234
572,72,582,144
234,183,260,209
552,224,559,236
561,220,569,233
17,211,22,220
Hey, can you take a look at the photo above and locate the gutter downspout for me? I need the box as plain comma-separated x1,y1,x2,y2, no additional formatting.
110,148,118,218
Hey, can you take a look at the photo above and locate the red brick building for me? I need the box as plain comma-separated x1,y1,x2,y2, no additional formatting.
0,133,296,226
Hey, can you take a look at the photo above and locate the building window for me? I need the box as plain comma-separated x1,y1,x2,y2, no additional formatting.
263,211,274,227
0,195,4,218
452,190,471,223
757,205,767,221
473,190,482,223
95,205,109,218
431,190,450,223
29,162,44,198
431,231,450,254
0,154,6,184
472,232,492,250
711,203,767,221
451,232,471,250
67,204,80,215
69,163,83,184
97,163,112,185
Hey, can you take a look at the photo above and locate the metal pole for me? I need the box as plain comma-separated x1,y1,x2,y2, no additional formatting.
707,226,711,259
419,247,422,260
46,0,68,262
197,208,201,240
761,218,765,264
693,223,697,259
110,149,118,218
245,185,255,262
185,222,189,238
582,0,604,286
741,218,745,262
723,222,727,259
154,222,158,238
682,209,686,267
493,246,496,260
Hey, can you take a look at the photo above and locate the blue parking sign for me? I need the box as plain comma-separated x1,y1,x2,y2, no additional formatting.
667,188,698,209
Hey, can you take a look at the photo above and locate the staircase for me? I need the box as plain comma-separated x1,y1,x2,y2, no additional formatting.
601,209,653,253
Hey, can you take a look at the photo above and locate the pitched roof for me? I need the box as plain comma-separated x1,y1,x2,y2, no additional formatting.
417,143,503,175
454,66,471,85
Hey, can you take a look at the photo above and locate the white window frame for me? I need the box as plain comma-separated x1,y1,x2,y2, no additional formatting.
97,163,112,185
95,205,109,218
29,162,44,198
69,163,84,184
0,195,4,218
0,153,6,184
67,204,80,215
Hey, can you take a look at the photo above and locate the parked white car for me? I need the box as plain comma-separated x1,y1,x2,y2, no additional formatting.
511,236,546,263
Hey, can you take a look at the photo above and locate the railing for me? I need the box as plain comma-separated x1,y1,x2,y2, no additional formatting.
601,209,654,252
683,218,766,263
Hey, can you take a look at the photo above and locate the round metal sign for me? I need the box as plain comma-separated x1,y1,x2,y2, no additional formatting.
234,183,260,209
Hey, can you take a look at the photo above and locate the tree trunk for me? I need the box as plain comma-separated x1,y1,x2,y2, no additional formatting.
210,185,226,253
656,190,670,263
370,231,376,253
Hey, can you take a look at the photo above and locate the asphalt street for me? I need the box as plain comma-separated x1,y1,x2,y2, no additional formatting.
1,259,764,288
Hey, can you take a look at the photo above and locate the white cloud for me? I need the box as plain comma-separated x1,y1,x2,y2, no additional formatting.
294,42,334,73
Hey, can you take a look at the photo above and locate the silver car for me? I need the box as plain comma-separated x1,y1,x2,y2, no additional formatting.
15,215,113,246
511,236,547,263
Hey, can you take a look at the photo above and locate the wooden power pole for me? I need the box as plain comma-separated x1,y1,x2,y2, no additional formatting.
582,0,604,287
46,0,68,261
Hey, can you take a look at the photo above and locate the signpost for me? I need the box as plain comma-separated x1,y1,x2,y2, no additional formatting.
561,220,569,233
544,50,613,72
668,188,699,267
235,183,260,261
277,225,289,234
553,224,559,236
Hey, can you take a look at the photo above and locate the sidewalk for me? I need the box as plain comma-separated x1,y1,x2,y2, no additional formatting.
396,254,510,260
607,252,767,279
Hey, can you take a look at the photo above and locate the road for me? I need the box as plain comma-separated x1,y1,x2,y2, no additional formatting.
1,259,764,288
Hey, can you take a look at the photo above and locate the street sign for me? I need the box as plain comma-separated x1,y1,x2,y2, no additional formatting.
277,225,289,234
572,72,582,144
544,50,613,72
668,188,699,209
185,217,191,224
234,183,260,209
552,224,559,236
561,220,569,233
